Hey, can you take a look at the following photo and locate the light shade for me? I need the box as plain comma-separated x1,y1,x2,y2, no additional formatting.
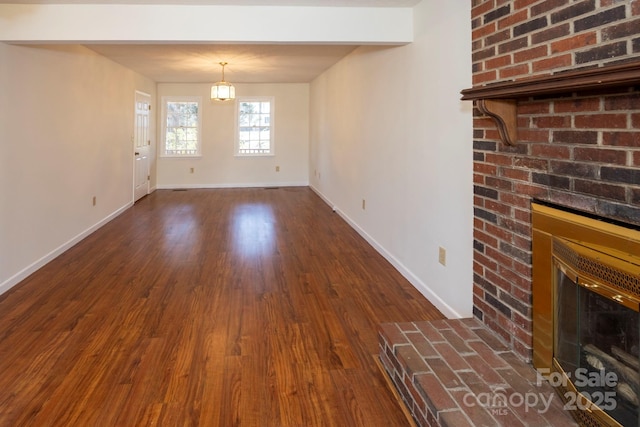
211,82,235,101
211,62,235,101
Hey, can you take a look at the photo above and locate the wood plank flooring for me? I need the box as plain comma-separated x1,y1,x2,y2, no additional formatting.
0,187,444,426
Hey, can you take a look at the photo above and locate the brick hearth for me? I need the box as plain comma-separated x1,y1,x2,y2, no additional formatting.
378,318,577,427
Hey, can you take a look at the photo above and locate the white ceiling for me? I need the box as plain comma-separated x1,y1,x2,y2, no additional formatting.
85,43,362,83
4,0,420,83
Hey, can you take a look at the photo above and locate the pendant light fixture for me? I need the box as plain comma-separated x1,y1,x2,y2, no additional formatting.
211,62,236,101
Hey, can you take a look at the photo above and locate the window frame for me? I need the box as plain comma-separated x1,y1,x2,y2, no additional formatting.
160,95,203,158
235,96,275,157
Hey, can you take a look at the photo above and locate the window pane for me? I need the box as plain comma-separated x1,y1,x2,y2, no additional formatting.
237,98,272,155
164,99,200,156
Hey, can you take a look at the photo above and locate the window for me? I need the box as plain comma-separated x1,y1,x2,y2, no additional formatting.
236,97,274,156
161,96,202,157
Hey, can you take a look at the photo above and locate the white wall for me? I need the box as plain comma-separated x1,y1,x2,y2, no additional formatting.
0,43,156,294
156,83,309,189
309,1,473,318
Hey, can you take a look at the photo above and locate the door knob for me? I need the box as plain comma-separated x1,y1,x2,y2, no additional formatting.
135,152,140,155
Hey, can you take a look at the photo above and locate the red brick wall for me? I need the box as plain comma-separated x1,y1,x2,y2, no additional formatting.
471,0,640,360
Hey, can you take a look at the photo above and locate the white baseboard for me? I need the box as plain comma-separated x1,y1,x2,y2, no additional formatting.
0,202,133,296
309,185,461,319
156,181,309,190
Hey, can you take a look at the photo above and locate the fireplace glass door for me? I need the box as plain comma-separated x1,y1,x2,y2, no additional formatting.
553,240,640,427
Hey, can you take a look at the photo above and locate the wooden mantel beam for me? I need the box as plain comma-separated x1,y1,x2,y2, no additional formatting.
461,61,640,145
461,61,640,100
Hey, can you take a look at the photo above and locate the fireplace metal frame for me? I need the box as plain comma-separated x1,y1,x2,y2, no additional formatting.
532,202,640,426
552,240,639,427
532,203,640,369
553,238,640,313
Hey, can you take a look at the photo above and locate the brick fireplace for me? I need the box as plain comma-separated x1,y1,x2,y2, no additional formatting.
470,0,640,362
376,3,640,425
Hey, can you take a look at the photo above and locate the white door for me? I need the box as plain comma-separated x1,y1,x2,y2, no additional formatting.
134,91,151,202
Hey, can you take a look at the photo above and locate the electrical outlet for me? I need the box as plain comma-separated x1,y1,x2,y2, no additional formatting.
190,167,194,174
276,166,280,172
92,196,97,206
438,247,446,266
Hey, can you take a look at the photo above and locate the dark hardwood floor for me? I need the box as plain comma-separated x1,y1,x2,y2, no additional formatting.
0,187,444,426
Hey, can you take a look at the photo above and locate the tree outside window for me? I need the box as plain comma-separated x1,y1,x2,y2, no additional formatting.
162,96,202,157
237,97,274,156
